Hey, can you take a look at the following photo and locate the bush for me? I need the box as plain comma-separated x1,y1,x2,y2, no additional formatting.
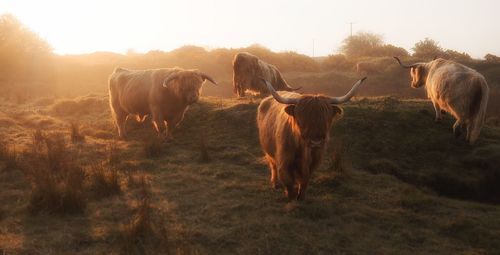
322,54,354,71
121,175,168,254
24,133,86,214
412,38,444,59
199,132,210,163
327,139,348,174
88,163,121,198
0,138,17,170
143,138,163,158
70,122,85,144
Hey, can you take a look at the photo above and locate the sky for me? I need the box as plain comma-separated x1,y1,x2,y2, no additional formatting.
1,0,499,58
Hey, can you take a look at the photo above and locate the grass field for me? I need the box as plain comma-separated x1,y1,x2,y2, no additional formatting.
1,95,500,254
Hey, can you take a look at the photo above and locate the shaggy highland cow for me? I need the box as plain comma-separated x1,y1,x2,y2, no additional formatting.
109,67,217,139
257,77,367,200
232,52,300,97
395,57,489,144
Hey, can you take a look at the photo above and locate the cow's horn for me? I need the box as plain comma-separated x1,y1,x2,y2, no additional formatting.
163,74,179,88
288,85,302,91
199,72,218,85
394,57,418,68
262,78,299,105
328,77,367,104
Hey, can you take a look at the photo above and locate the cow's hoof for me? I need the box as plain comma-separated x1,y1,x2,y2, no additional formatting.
434,118,442,123
271,182,279,189
285,190,297,200
453,128,462,138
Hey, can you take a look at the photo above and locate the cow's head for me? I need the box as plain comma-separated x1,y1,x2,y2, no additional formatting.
394,57,428,88
263,77,366,148
163,70,217,104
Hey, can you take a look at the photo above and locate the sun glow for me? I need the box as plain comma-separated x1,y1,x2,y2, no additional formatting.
1,0,499,57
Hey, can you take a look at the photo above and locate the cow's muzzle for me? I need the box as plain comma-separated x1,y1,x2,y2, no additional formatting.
309,139,324,148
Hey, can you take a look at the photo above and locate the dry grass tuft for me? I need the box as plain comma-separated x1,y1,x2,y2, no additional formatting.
199,132,210,163
121,176,168,254
0,138,18,170
88,163,121,198
23,132,86,214
143,137,163,158
50,95,108,116
70,122,85,144
327,139,349,175
107,141,121,166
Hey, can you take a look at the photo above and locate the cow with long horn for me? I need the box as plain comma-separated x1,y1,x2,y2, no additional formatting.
394,57,489,144
232,52,301,97
257,77,367,200
109,67,217,139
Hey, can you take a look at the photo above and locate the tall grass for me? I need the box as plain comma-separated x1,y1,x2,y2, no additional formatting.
70,122,85,143
88,163,121,198
121,175,168,254
24,131,86,214
0,138,18,170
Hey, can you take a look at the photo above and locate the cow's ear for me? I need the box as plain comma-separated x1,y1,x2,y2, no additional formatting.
284,105,295,116
331,105,344,120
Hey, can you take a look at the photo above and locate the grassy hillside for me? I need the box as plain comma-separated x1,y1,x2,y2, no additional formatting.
0,95,500,254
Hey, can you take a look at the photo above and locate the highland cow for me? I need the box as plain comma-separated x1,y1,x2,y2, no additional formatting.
395,57,489,144
257,77,367,200
232,52,300,97
108,67,217,139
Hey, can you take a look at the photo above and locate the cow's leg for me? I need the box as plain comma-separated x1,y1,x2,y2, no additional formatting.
297,173,310,201
115,111,128,139
453,119,464,138
238,86,246,97
433,101,443,122
110,104,128,139
166,111,186,139
465,119,474,144
110,93,128,139
278,165,296,200
265,155,278,189
152,108,167,139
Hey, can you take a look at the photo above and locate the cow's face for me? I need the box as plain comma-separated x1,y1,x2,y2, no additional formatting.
285,96,343,148
410,65,427,88
176,73,204,104
163,71,217,104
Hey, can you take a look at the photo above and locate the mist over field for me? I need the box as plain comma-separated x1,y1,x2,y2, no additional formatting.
1,3,500,254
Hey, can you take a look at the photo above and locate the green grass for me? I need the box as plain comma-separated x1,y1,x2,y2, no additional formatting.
0,95,499,254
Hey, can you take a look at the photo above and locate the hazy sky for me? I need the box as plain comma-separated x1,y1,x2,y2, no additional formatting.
1,0,499,58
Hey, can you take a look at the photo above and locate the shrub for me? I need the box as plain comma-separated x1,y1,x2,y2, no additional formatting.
24,133,86,214
0,138,18,170
327,139,349,175
70,122,85,144
121,176,168,254
143,137,163,158
199,132,210,163
88,163,121,198
322,54,354,71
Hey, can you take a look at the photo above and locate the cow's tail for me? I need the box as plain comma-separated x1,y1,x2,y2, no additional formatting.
468,77,489,144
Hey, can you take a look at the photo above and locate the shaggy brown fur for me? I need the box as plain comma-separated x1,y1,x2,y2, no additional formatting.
232,52,299,97
257,92,344,200
108,67,217,139
395,57,489,144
